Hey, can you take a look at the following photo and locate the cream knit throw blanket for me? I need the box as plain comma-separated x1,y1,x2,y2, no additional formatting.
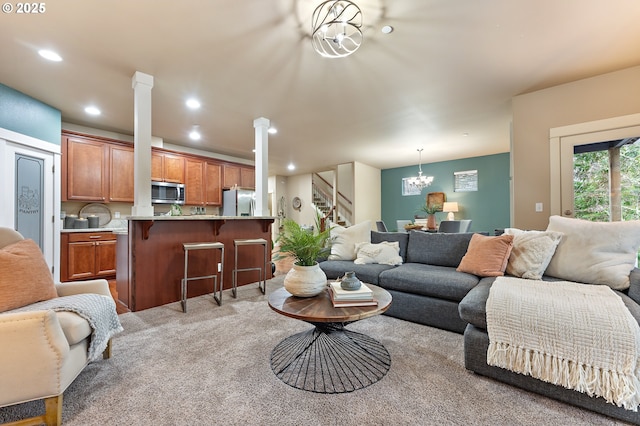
486,277,640,411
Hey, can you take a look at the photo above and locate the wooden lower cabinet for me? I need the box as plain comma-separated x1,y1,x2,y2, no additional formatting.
61,232,117,282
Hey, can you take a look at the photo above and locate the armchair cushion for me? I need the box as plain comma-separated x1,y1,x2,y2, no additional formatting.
0,239,57,312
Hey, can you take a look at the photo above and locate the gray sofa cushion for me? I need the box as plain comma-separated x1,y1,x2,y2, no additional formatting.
459,276,640,330
406,231,474,267
371,231,409,262
379,263,479,302
318,260,395,285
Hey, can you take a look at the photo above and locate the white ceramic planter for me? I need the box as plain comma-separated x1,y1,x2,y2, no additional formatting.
284,263,327,297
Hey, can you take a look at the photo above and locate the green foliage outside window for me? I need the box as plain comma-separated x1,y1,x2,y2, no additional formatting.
574,142,640,264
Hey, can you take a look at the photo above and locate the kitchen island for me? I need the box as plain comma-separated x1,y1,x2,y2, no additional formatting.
116,216,274,311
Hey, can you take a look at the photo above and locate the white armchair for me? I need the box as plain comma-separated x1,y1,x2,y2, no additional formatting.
0,228,118,426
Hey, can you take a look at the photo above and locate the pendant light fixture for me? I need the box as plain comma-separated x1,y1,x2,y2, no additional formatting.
407,148,434,190
311,1,363,58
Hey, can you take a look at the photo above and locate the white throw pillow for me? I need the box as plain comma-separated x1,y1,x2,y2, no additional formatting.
354,241,403,266
503,228,563,280
545,215,640,290
328,221,371,261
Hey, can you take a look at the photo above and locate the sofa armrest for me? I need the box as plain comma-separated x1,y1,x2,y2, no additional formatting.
0,310,71,404
626,268,640,305
56,279,111,298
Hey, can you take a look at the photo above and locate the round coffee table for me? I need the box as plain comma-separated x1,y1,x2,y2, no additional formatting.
268,283,392,394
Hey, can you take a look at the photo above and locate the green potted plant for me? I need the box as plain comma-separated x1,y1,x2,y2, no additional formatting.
417,203,441,230
274,218,333,297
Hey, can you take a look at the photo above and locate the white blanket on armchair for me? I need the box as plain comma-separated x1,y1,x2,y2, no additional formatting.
486,277,640,411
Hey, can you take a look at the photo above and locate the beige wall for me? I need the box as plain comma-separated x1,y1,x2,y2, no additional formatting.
353,161,381,226
512,65,640,230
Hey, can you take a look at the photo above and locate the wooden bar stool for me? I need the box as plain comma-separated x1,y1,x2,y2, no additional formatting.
232,238,268,297
182,242,224,312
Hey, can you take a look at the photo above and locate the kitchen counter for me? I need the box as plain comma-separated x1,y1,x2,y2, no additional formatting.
117,216,275,311
61,228,127,233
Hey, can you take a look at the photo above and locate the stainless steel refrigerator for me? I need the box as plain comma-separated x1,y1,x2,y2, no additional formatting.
222,189,255,216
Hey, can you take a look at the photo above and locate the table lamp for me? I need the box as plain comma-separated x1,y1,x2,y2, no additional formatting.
443,202,459,221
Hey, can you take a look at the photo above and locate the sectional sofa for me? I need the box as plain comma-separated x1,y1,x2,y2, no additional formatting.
319,218,640,424
320,230,482,333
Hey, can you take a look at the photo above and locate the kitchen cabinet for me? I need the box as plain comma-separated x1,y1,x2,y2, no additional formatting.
185,159,222,206
240,167,255,189
205,162,222,205
109,144,134,202
60,232,117,282
63,136,108,201
185,158,205,205
223,164,254,189
152,151,185,183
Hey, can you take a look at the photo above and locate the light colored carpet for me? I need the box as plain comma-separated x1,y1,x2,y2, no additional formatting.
0,276,628,425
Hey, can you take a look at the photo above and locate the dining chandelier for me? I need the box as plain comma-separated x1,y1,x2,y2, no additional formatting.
311,0,363,58
407,148,434,190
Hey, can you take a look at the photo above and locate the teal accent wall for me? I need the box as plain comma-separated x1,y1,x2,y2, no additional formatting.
0,83,61,144
381,153,510,234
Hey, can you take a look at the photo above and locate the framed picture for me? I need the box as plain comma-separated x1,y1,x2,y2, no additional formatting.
402,178,422,196
454,170,478,192
427,192,446,211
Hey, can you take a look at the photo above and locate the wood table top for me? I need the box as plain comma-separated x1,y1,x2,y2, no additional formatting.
268,283,392,323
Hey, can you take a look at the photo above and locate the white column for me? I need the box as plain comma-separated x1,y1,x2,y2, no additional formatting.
253,117,270,216
131,71,154,217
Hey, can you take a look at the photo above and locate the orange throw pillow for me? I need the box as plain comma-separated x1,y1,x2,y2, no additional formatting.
0,239,57,312
456,233,514,277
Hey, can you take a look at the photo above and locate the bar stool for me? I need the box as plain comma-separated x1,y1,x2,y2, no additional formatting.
232,238,268,297
182,242,224,313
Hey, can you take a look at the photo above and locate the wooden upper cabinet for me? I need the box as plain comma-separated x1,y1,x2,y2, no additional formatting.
223,164,240,189
163,153,185,183
151,152,164,182
109,145,134,202
205,162,222,206
152,151,185,183
223,164,254,189
241,167,255,189
65,137,108,201
185,158,205,205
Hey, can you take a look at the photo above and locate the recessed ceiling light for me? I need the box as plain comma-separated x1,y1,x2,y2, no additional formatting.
84,106,101,116
38,49,62,62
189,130,201,140
463,132,469,137
186,98,201,109
381,25,393,34
287,163,295,171
268,127,277,135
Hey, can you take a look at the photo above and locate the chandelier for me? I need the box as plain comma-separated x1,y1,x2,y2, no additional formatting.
311,1,363,58
407,148,434,190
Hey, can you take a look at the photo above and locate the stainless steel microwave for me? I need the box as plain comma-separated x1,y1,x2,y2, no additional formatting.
151,181,185,204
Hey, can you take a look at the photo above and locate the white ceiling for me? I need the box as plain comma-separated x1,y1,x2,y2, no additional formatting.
1,0,640,175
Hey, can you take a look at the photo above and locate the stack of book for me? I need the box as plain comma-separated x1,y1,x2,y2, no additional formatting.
328,281,377,307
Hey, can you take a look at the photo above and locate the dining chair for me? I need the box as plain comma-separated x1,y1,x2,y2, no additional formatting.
396,220,412,233
376,221,388,232
438,220,462,233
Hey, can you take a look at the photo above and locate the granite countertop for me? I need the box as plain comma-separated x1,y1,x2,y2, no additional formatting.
125,215,275,220
61,218,128,233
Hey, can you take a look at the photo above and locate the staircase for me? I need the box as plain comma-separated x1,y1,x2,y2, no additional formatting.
312,173,352,227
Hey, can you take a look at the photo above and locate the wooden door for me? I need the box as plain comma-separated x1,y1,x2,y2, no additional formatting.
223,164,240,188
241,167,255,189
151,152,164,181
163,153,185,183
67,241,96,280
205,162,222,205
95,240,117,277
185,158,204,205
110,145,134,202
65,137,108,201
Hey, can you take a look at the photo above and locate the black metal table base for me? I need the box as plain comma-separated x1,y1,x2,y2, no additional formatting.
270,323,391,393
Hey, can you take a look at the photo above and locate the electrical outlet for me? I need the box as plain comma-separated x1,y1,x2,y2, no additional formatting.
535,202,543,212
217,262,222,272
